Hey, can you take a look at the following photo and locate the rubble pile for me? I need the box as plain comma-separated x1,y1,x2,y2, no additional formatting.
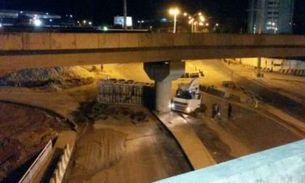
0,66,95,89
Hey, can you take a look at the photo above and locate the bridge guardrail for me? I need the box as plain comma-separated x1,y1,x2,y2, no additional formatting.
18,140,52,183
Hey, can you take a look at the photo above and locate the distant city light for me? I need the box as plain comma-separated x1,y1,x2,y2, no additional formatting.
83,20,87,24
199,15,205,22
161,18,167,22
0,23,2,28
33,19,42,27
88,21,92,25
70,15,73,18
169,7,180,16
103,26,108,31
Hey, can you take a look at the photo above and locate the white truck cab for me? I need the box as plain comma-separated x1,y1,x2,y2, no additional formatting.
171,78,202,113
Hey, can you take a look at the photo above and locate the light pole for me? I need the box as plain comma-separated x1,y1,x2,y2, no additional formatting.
169,7,180,33
187,12,205,33
123,0,127,30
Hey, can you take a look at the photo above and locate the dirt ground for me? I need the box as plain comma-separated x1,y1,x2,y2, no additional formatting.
65,104,192,183
0,102,71,182
1,61,305,183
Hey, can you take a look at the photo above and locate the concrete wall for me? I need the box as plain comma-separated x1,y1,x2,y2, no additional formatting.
241,58,305,73
49,144,73,183
1,33,305,70
2,33,305,50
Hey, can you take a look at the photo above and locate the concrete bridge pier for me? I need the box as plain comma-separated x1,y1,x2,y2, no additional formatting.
144,61,185,113
256,57,264,77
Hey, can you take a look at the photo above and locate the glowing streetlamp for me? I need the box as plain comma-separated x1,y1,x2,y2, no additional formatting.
188,12,206,33
169,7,180,33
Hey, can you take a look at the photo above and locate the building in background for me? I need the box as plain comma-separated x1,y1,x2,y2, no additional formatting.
114,16,133,28
0,9,75,27
248,0,294,34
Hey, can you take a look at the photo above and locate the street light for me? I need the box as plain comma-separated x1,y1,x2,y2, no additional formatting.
187,12,206,33
123,0,128,30
169,7,180,33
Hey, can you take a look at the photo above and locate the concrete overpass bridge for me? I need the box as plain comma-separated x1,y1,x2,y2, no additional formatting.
1,32,305,70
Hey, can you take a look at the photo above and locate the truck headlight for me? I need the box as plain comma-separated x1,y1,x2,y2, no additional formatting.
186,107,191,113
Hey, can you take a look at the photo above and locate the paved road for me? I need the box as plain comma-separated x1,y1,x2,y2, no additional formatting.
183,60,305,163
183,93,303,164
222,62,305,123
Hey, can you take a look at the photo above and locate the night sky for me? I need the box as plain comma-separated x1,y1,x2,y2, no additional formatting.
1,0,305,33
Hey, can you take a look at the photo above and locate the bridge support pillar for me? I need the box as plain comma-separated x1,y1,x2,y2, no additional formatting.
256,57,264,77
144,61,185,113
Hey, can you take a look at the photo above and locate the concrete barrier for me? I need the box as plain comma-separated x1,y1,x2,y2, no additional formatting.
199,85,226,98
229,94,241,102
206,88,226,98
48,144,72,183
181,72,201,78
154,139,305,183
18,140,52,183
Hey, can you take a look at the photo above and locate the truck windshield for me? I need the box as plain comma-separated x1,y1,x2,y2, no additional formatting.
176,90,193,99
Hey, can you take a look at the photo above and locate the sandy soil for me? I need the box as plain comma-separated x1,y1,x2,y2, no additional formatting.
0,102,71,182
65,105,192,183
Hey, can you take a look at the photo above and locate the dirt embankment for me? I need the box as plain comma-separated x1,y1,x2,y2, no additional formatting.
0,102,71,182
0,65,103,182
0,66,96,89
66,103,156,183
68,128,127,183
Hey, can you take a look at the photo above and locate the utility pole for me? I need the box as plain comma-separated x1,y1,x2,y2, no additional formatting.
123,0,127,30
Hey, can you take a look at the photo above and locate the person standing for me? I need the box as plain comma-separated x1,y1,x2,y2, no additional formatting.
212,103,216,119
216,103,221,119
228,103,232,120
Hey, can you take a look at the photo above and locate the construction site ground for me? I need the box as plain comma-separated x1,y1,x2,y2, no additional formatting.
0,60,305,183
